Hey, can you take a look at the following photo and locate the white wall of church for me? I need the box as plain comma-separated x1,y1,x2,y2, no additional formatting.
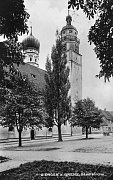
0,125,82,140
23,49,39,67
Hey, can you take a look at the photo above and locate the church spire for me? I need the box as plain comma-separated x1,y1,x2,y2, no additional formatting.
66,0,72,25
66,13,72,25
68,6,69,16
30,26,32,36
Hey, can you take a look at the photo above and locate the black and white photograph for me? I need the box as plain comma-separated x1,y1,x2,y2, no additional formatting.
0,0,113,179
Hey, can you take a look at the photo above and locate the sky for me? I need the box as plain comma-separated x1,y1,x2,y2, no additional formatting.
9,0,113,110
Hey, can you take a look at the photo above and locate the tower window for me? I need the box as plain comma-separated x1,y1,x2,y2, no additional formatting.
30,57,32,61
69,30,72,33
64,36,66,40
63,43,67,51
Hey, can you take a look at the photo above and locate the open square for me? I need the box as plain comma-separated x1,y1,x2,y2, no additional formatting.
1,134,113,179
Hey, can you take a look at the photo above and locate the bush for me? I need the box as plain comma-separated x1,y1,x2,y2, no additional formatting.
0,160,113,180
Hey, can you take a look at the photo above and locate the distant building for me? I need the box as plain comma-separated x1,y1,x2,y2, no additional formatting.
101,110,113,135
91,109,113,135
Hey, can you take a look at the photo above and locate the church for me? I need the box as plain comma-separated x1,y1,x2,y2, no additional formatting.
20,13,82,106
0,13,82,139
61,13,82,106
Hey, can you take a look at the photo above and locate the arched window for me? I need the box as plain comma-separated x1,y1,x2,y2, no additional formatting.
30,57,32,61
29,55,33,62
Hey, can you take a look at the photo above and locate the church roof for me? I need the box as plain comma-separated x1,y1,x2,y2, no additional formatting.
62,25,77,32
101,110,113,121
109,111,113,117
61,14,78,32
22,28,40,51
16,63,46,92
101,110,113,126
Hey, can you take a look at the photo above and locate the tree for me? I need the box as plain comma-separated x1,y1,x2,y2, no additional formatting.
68,0,113,80
0,40,25,113
1,70,46,146
0,0,29,84
71,98,102,139
0,40,23,86
44,34,70,141
0,0,29,40
0,0,29,102
68,0,102,19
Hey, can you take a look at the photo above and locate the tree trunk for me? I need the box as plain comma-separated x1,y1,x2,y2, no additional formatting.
86,126,88,139
71,125,72,136
58,123,62,141
18,129,22,147
31,129,35,140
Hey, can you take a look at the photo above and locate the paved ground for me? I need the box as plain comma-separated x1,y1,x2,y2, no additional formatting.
0,134,113,172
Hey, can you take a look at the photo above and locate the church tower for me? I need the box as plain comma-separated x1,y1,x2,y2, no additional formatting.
61,13,82,106
22,27,40,67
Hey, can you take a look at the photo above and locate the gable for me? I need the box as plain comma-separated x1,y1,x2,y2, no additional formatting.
101,110,113,126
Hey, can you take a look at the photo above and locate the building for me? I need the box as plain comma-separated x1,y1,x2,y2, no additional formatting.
19,26,46,92
22,26,40,67
101,110,113,135
61,13,82,106
20,13,82,105
0,14,83,140
20,14,82,136
90,110,113,135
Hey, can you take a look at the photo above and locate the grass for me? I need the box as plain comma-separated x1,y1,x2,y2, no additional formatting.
0,160,113,180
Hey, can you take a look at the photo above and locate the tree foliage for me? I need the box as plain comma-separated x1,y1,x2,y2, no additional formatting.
1,70,46,146
71,98,102,138
0,0,29,40
0,0,29,98
44,34,71,141
68,0,113,80
68,0,102,19
0,40,23,87
88,1,113,80
0,40,24,110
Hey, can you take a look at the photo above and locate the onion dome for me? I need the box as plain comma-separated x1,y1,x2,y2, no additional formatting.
61,14,78,33
22,27,40,51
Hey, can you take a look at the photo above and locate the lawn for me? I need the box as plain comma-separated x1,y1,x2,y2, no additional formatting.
0,160,113,180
